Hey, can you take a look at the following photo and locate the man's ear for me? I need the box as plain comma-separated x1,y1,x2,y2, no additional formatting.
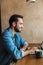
12,22,16,27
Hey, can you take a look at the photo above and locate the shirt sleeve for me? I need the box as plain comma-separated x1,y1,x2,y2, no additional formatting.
20,35,28,46
2,32,24,60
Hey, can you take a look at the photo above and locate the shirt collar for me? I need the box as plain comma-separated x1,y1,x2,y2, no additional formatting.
8,27,19,37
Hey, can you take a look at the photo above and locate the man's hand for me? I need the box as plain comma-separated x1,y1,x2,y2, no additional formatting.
29,47,38,54
23,47,38,57
20,44,28,51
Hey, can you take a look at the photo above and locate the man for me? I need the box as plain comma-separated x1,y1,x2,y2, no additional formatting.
0,14,36,65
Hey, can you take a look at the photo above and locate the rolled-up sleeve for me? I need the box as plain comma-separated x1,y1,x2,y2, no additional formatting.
20,36,28,46
2,33,24,60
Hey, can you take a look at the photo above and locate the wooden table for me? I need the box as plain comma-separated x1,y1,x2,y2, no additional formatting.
16,54,43,65
16,43,43,65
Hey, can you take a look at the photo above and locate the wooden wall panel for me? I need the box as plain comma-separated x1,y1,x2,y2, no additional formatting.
1,0,43,43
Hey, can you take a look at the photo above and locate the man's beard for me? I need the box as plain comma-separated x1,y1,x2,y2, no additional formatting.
14,26,21,32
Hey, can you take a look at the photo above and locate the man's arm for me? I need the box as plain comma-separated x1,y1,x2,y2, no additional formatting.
20,46,38,57
20,42,28,51
20,35,28,51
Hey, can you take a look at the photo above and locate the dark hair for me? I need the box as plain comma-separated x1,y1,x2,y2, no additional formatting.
9,14,23,27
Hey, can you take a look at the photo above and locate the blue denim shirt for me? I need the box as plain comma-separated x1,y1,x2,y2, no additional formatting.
0,27,28,65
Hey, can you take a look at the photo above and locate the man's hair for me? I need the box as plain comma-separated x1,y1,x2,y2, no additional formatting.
9,14,23,27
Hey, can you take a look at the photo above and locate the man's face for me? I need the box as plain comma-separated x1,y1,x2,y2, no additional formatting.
14,18,24,32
